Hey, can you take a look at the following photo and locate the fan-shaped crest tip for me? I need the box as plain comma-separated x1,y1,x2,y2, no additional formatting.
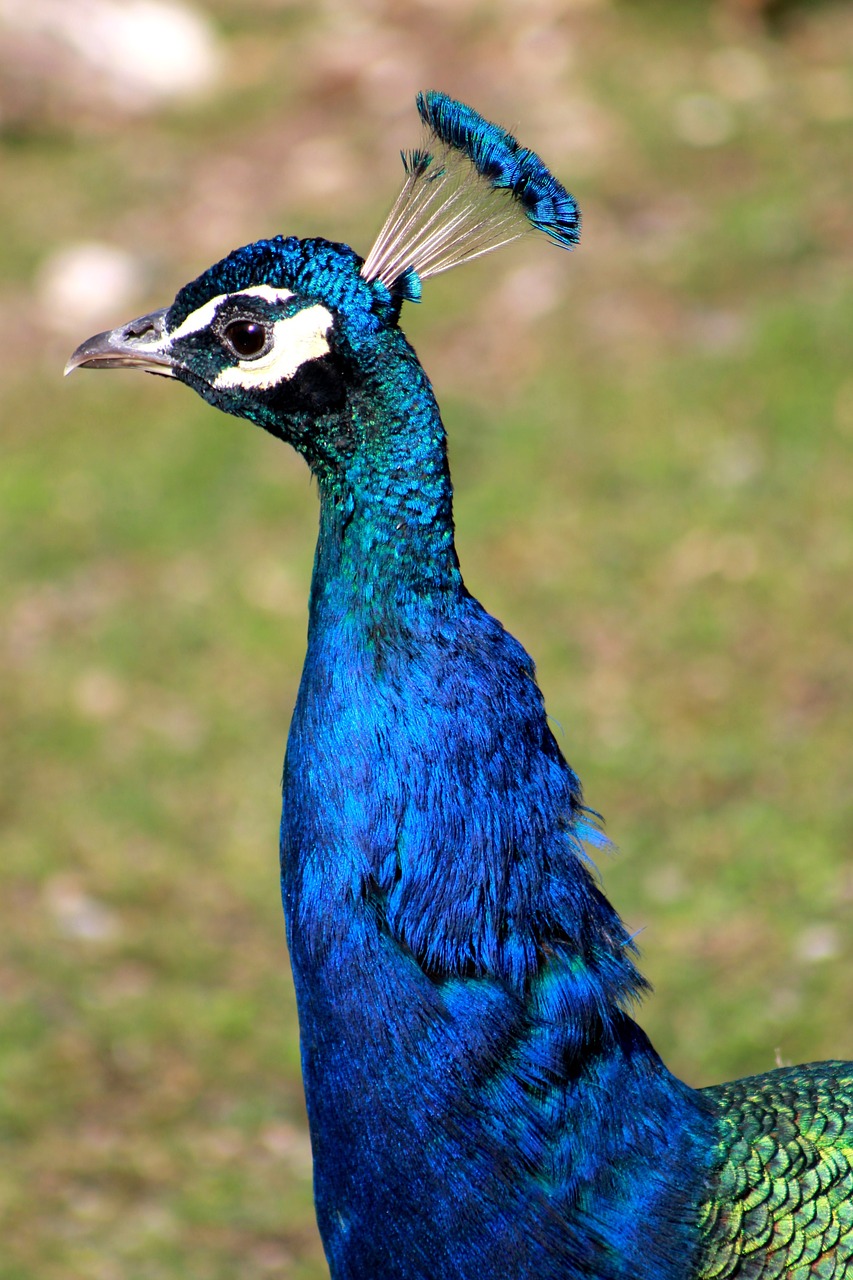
361,92,580,298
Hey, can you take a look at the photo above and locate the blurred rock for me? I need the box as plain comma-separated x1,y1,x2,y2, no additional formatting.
795,923,841,964
45,876,121,943
0,0,223,126
36,241,143,334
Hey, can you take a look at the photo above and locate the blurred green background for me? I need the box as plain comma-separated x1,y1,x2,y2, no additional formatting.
1,0,852,1275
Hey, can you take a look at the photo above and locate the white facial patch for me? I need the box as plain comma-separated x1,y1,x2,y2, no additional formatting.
212,304,334,391
169,285,296,341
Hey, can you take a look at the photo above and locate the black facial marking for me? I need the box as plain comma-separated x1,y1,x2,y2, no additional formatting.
260,351,350,418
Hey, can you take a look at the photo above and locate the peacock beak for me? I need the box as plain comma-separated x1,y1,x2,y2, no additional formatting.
64,307,175,377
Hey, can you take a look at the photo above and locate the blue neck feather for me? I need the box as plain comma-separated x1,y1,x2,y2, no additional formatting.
308,328,460,616
278,315,718,1278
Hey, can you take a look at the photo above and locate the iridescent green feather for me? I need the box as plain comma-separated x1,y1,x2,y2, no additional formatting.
698,1065,853,1279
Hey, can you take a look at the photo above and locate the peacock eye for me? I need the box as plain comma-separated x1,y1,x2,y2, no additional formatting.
223,319,269,359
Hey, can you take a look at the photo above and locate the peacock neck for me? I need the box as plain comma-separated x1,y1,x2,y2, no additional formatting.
307,339,463,629
279,344,719,1279
287,342,645,1004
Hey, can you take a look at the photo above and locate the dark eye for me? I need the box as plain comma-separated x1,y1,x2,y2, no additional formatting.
223,319,268,358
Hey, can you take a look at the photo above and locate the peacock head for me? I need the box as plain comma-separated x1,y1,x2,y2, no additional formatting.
66,92,580,475
66,236,403,473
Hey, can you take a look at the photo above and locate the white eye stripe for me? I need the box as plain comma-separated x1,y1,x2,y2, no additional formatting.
169,285,296,341
213,304,334,391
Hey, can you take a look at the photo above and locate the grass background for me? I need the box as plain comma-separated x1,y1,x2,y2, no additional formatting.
1,0,852,1275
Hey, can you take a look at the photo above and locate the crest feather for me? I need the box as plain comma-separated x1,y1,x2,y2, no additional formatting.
361,91,580,298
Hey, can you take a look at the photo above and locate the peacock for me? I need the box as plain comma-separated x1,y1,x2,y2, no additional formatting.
66,92,853,1280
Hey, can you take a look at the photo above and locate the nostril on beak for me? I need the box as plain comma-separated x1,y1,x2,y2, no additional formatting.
124,313,165,342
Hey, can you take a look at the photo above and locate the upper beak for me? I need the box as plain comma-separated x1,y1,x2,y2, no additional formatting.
64,307,175,377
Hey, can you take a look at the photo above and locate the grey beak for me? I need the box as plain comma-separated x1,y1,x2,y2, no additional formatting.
64,307,174,377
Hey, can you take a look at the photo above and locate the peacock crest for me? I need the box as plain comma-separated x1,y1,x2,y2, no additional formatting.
360,91,581,300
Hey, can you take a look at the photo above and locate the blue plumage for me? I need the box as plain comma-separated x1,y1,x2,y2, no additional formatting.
66,92,853,1280
415,90,581,249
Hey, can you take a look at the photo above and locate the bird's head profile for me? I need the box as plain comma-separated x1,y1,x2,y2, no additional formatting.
66,92,580,484
66,237,400,476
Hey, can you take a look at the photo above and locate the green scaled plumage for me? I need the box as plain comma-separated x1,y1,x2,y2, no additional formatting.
699,1065,853,1277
